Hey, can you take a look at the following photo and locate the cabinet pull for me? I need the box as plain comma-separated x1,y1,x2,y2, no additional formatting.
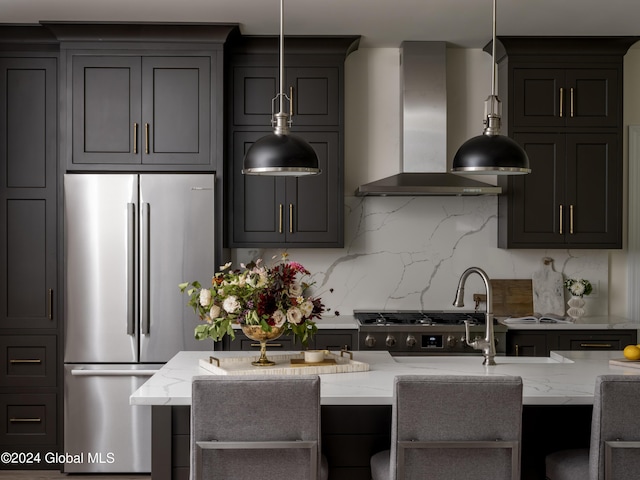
145,123,149,154
559,88,564,118
9,418,41,423
289,86,294,117
570,87,575,118
48,288,53,320
250,343,283,348
289,204,293,233
580,343,612,348
559,204,564,235
515,345,520,357
133,123,138,154
278,204,283,234
9,359,42,364
570,204,574,234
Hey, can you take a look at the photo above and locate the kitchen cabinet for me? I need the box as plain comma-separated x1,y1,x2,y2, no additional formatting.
71,55,211,167
226,36,359,248
223,329,357,352
507,329,637,357
494,37,636,249
0,29,60,470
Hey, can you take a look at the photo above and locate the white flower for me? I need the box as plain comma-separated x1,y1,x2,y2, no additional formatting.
222,296,240,314
300,300,314,317
199,289,212,307
289,283,303,297
209,304,221,319
220,262,232,271
272,310,286,327
286,307,303,325
570,282,586,296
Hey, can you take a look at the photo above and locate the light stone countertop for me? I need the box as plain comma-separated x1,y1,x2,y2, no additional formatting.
130,349,640,407
498,315,639,330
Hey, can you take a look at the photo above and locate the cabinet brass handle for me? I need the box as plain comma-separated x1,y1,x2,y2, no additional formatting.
559,88,564,118
48,288,53,320
570,87,575,118
570,204,574,234
9,359,42,364
278,204,283,234
559,204,564,235
289,204,293,233
515,345,520,357
9,418,42,423
580,343,613,348
289,86,294,117
133,123,138,154
145,123,149,154
250,343,283,348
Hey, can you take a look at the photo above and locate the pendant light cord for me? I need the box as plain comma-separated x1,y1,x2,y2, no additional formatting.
491,0,497,98
279,0,285,115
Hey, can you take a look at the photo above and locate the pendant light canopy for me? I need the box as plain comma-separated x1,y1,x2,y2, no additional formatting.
451,0,530,175
242,0,320,176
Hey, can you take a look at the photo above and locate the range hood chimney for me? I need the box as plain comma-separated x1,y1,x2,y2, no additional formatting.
355,41,501,196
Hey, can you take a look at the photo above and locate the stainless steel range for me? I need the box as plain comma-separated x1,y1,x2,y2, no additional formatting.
354,310,507,356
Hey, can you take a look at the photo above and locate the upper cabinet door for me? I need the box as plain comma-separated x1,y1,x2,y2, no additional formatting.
286,66,339,127
72,56,142,165
71,54,212,168
512,68,565,128
141,56,210,165
564,69,619,128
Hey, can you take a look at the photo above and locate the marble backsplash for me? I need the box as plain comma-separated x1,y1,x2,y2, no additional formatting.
234,195,609,318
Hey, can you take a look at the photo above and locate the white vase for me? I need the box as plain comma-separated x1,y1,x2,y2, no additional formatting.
566,295,586,321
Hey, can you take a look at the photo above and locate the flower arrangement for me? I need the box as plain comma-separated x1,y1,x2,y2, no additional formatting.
564,278,593,297
179,253,324,346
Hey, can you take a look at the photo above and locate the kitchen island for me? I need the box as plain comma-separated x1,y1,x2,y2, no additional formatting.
131,350,640,480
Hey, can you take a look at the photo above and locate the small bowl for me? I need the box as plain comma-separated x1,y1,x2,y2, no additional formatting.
303,350,328,363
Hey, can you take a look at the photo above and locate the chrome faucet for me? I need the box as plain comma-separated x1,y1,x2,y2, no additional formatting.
452,267,496,366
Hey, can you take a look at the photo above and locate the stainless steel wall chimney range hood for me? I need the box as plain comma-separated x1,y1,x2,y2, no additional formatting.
355,42,501,196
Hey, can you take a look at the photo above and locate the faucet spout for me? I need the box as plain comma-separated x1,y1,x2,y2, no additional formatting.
452,267,496,366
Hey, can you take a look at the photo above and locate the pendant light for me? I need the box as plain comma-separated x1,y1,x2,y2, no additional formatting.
242,0,320,176
451,0,530,175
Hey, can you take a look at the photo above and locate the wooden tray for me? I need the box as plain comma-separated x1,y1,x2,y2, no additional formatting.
609,358,640,369
199,351,369,376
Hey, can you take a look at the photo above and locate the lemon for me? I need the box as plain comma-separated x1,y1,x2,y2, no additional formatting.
623,345,640,361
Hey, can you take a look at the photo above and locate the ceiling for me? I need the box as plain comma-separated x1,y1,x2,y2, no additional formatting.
3,0,640,48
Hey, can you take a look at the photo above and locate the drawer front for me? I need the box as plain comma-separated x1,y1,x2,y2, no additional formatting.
559,332,636,351
0,335,57,387
0,393,57,445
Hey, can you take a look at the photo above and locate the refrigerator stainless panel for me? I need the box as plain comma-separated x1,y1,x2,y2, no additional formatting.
139,174,216,362
63,364,156,473
64,174,138,363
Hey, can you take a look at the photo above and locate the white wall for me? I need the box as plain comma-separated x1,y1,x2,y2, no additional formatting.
234,45,640,321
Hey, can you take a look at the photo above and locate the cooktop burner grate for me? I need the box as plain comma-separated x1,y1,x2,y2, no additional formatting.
354,311,487,326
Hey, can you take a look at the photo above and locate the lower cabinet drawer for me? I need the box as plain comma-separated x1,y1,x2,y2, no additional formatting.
0,393,57,445
0,335,57,387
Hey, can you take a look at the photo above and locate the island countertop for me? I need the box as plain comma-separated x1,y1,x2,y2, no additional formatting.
130,350,640,407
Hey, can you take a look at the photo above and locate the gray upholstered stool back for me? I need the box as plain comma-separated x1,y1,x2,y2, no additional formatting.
390,375,523,480
191,375,322,480
589,375,640,479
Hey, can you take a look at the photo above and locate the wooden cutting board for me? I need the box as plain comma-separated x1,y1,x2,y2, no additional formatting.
490,279,534,317
609,358,640,369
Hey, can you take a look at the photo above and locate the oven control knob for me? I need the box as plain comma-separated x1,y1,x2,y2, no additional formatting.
364,334,376,348
446,335,457,348
406,334,417,347
385,335,397,347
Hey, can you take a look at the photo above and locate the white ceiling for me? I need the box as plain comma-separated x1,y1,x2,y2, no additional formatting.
3,0,640,48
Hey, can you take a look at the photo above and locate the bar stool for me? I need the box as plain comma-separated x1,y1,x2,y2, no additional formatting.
546,375,640,480
370,375,523,480
191,375,328,480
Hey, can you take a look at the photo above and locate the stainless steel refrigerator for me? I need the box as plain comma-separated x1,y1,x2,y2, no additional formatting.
63,173,215,473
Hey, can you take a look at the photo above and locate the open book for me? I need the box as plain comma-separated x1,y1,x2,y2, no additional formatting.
502,313,573,324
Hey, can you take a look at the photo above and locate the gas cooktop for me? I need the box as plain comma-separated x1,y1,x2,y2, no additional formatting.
353,310,489,326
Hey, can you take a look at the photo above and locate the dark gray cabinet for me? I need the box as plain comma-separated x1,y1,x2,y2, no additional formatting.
507,329,637,357
227,36,359,248
223,329,357,352
71,55,211,167
495,37,636,249
0,48,60,470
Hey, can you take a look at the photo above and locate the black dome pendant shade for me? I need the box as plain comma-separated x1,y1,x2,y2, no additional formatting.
451,0,530,176
242,0,320,177
242,132,320,176
452,133,530,174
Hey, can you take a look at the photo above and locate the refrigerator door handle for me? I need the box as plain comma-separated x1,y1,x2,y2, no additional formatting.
127,203,136,335
140,202,150,335
70,369,159,377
